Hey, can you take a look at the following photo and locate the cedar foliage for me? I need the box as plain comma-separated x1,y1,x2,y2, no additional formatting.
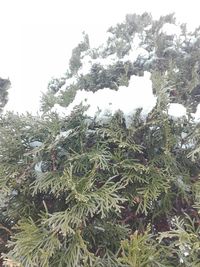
0,13,200,267
0,78,10,113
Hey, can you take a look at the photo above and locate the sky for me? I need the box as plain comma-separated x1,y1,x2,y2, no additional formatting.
0,0,200,114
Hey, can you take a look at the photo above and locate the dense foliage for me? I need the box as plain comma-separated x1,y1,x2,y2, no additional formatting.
0,78,10,113
0,13,200,266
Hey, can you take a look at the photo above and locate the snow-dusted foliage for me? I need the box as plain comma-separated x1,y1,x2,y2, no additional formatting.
55,77,77,96
42,13,200,121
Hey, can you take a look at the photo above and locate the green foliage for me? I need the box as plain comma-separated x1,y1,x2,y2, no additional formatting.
41,91,57,112
1,103,200,266
5,218,61,267
77,61,135,92
158,215,200,266
57,84,78,107
69,32,90,75
187,123,200,161
47,77,66,94
118,229,170,267
0,77,10,112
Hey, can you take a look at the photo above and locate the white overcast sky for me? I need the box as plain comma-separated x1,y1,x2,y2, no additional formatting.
0,0,200,114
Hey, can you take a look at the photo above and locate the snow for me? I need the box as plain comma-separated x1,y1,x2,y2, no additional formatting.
78,53,119,76
144,25,152,31
168,103,187,118
29,141,43,148
159,23,181,36
55,130,73,141
192,103,200,122
182,35,198,46
51,104,67,116
77,33,149,76
123,33,149,63
137,48,149,59
132,33,142,48
52,72,156,126
35,161,43,172
181,132,188,139
123,47,149,62
94,54,118,67
78,55,94,75
173,67,179,73
11,190,18,196
106,31,114,39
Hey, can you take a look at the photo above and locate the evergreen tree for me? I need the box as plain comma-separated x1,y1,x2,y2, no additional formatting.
0,13,200,267
0,78,10,113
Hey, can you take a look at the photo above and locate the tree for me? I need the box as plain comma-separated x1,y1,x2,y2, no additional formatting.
0,78,10,113
0,13,200,266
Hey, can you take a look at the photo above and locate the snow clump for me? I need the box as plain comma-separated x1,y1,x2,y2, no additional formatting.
52,72,156,126
168,103,187,118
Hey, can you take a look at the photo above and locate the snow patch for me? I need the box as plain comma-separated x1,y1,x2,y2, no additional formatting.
11,190,18,196
159,23,181,36
123,47,149,63
144,25,152,31
51,104,69,116
29,141,43,148
192,103,200,122
78,53,119,76
181,132,188,139
168,103,187,118
35,161,43,172
78,55,94,75
55,130,73,141
123,34,149,62
94,54,118,67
